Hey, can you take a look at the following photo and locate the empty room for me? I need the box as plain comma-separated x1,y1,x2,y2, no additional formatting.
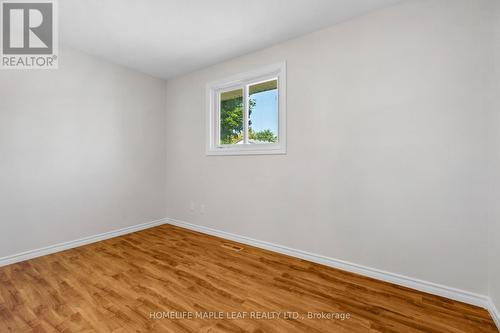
1,0,500,332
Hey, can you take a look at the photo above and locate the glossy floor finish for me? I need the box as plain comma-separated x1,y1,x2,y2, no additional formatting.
0,224,497,333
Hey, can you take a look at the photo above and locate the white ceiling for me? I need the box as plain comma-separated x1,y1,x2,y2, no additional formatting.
60,0,404,80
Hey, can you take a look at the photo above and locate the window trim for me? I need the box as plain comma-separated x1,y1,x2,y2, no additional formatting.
206,62,287,156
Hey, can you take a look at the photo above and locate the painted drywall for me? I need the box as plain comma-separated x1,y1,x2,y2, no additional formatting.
0,46,167,258
165,0,495,295
488,0,500,318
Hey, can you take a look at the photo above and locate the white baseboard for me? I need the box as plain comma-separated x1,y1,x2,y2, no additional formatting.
166,218,491,311
488,298,500,331
0,218,168,267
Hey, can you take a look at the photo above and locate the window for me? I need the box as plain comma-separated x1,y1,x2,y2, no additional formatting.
206,62,286,155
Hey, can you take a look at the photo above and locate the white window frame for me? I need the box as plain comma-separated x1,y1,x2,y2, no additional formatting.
206,62,286,156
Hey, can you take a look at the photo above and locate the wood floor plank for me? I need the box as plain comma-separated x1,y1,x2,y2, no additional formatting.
0,224,497,333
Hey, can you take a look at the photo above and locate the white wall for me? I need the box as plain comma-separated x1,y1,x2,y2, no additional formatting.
488,0,500,317
165,0,495,295
0,46,167,258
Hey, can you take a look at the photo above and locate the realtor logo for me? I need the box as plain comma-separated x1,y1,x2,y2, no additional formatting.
1,0,58,69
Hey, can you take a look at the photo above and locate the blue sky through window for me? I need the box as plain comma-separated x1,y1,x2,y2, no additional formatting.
249,89,278,135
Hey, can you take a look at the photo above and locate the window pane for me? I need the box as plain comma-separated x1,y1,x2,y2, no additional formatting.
220,88,244,145
248,79,278,144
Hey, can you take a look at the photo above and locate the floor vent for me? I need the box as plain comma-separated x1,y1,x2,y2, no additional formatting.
221,243,244,252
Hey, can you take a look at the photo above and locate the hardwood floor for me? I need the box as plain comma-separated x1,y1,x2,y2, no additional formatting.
0,224,497,333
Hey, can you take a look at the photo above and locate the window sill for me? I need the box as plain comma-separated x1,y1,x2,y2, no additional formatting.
206,145,286,156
